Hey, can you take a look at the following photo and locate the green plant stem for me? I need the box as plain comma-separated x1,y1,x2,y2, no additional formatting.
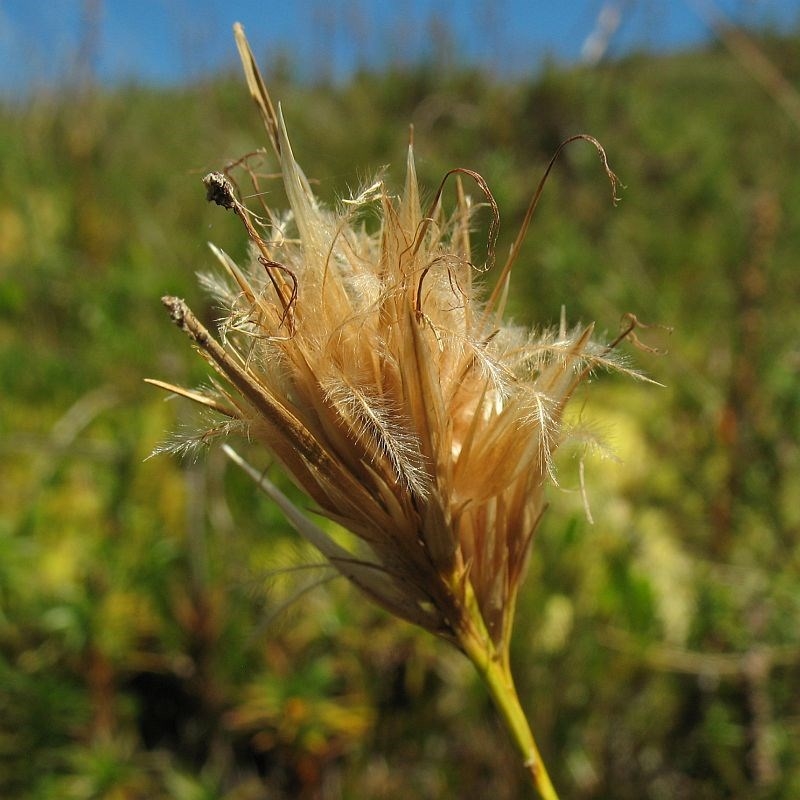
460,629,559,800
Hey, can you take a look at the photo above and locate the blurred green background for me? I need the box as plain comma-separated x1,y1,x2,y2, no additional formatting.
2,17,800,800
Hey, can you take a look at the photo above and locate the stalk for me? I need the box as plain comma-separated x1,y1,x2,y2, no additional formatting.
459,626,559,800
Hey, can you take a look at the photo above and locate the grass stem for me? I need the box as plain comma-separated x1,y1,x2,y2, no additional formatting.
459,628,559,799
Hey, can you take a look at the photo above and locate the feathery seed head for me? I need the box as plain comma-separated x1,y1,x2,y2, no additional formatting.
152,24,640,657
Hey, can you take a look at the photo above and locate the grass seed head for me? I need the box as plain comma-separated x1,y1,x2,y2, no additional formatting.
153,23,640,656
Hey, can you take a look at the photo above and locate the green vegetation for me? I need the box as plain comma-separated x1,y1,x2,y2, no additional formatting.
2,31,800,799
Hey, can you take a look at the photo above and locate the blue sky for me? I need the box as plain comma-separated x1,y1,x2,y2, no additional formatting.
1,1,798,96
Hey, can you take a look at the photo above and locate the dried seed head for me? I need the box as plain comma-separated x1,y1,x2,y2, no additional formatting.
151,23,646,656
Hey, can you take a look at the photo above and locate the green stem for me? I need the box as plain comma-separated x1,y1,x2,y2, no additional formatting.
460,628,559,800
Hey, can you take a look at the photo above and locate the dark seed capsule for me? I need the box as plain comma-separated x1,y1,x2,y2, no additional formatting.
203,172,237,210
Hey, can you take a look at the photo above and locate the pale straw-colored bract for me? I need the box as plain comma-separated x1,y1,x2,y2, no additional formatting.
149,23,647,797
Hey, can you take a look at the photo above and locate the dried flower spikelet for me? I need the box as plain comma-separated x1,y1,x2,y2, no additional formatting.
151,23,640,656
